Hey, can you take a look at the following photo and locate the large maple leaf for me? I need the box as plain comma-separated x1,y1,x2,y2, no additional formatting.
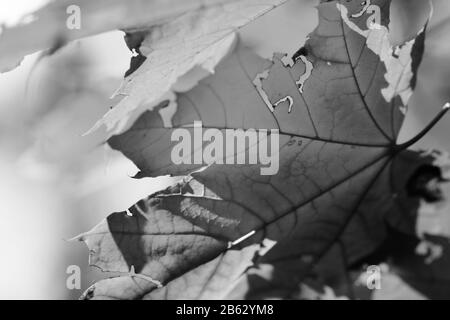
77,0,450,299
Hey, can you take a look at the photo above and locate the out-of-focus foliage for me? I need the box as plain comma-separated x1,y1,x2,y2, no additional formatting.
0,0,271,72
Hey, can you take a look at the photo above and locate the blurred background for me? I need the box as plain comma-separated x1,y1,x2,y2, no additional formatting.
0,0,448,299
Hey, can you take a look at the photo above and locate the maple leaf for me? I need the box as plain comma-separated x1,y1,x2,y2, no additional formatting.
77,0,450,299
0,0,285,73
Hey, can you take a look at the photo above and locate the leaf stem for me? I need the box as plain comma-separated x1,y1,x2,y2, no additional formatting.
395,102,450,152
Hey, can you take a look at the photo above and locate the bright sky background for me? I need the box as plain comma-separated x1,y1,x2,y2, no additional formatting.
0,0,140,299
0,0,48,26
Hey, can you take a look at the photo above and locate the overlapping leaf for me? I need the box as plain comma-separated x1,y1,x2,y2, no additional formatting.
88,0,288,135
0,0,285,73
